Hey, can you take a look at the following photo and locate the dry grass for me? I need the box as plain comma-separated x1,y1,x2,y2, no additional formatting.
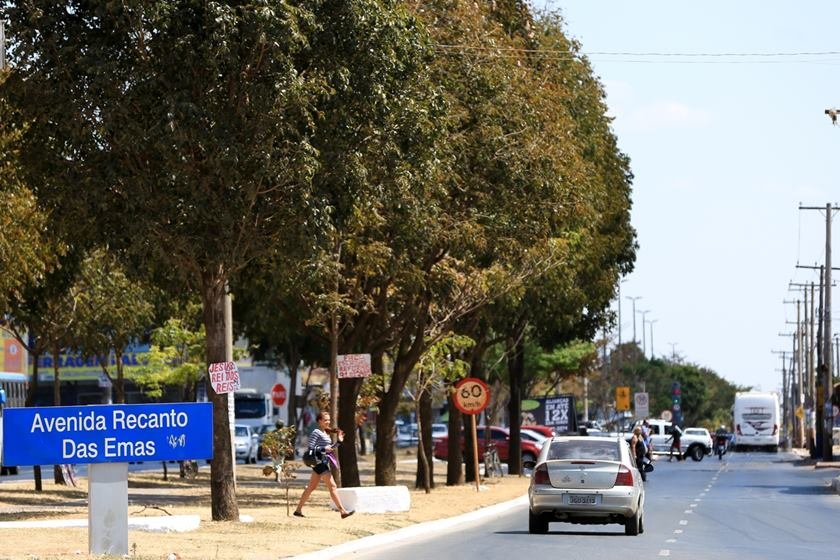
0,451,529,560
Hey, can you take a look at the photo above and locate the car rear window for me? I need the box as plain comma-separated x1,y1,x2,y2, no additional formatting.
547,440,620,461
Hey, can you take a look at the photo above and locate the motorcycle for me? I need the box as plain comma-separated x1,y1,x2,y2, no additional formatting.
715,435,728,460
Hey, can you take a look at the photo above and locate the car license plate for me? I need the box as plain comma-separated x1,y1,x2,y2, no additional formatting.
567,494,599,505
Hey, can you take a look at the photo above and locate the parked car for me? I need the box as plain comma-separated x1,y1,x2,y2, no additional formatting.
528,435,645,535
521,428,549,447
234,424,258,464
396,422,419,448
522,424,555,439
433,425,542,465
430,423,448,441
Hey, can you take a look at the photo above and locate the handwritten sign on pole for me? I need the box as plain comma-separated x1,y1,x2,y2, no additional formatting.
208,361,241,394
337,354,372,379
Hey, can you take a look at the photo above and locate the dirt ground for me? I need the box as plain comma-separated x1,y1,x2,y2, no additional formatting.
0,451,530,560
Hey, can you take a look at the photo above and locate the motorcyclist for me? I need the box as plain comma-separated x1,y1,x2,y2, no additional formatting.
715,425,728,459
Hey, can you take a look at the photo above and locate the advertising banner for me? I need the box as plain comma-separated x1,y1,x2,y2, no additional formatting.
2,402,213,466
529,395,578,434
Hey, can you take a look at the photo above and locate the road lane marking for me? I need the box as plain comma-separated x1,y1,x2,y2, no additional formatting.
666,538,677,543
658,550,671,557
684,509,693,514
690,503,698,508
674,529,683,534
679,520,688,525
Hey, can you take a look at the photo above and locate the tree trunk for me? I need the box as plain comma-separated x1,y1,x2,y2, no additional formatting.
414,388,433,492
446,391,464,485
507,333,525,476
52,345,66,485
338,376,363,487
374,404,398,486
286,343,300,436
201,270,239,521
115,349,125,404
26,352,43,492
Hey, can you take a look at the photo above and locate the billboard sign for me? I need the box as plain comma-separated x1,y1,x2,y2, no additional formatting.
1,402,213,466
530,395,578,434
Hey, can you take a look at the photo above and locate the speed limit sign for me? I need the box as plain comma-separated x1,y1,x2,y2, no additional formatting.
453,378,490,415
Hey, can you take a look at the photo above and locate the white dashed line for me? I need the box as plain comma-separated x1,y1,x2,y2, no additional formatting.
679,519,688,525
684,509,693,514
659,550,671,557
690,503,698,508
674,529,683,534
666,538,677,543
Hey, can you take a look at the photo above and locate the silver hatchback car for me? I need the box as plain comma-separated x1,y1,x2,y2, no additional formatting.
528,436,645,535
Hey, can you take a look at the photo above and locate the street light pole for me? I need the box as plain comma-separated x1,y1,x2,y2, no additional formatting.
638,310,650,355
625,296,642,344
649,319,658,359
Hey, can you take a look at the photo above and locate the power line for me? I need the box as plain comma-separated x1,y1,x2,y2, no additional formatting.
432,44,840,64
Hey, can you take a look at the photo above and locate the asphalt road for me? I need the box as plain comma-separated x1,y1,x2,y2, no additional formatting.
348,450,840,560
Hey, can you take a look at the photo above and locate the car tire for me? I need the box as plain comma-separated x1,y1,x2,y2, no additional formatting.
522,452,537,467
639,511,645,534
625,509,641,536
689,445,704,462
528,510,548,534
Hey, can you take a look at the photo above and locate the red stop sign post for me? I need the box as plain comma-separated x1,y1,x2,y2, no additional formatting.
271,383,287,407
453,378,490,491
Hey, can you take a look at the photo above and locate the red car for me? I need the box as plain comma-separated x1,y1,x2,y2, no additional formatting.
433,425,543,464
521,424,555,439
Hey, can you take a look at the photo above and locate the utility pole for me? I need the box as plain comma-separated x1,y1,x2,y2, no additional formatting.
799,201,839,460
638,310,650,356
772,350,790,448
649,319,658,359
667,342,678,362
626,296,642,345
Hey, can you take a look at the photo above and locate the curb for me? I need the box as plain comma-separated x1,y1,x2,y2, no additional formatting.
287,494,528,560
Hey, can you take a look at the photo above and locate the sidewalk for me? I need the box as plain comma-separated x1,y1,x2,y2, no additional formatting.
789,445,840,494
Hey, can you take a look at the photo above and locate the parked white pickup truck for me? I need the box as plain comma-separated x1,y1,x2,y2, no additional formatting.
624,419,712,461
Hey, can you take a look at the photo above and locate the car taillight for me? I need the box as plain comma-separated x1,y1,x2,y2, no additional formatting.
736,424,742,435
532,464,550,485
772,424,778,435
614,464,634,487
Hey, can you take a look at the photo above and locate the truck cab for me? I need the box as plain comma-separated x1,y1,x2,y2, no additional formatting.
626,418,711,461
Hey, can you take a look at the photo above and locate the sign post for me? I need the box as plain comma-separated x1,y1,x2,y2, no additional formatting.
452,378,490,491
2,403,212,555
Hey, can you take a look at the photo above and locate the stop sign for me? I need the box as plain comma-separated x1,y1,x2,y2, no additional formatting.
271,383,287,406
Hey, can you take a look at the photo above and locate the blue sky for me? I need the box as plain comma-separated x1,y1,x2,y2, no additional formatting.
538,1,840,391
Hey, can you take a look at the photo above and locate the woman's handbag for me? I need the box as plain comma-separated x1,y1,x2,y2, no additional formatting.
302,448,322,467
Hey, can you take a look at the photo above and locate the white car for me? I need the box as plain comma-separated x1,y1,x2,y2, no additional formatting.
234,425,258,464
683,428,713,453
528,436,645,535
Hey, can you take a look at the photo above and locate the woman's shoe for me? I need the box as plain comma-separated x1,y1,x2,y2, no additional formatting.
341,511,355,519
293,510,305,518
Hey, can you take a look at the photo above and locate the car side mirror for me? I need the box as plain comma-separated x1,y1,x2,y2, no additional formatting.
523,459,536,470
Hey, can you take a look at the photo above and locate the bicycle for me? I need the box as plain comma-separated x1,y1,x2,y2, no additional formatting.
483,442,503,478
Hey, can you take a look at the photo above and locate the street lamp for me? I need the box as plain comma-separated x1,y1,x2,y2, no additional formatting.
625,296,642,344
649,319,658,359
637,309,650,354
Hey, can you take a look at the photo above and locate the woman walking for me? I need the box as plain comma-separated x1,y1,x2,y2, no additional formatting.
294,411,354,519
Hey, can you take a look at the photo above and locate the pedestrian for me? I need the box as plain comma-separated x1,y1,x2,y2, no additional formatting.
667,426,682,462
294,411,355,519
641,419,653,459
630,426,647,482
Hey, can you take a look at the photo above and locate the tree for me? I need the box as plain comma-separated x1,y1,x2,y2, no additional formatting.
0,71,58,316
4,1,433,519
73,248,157,403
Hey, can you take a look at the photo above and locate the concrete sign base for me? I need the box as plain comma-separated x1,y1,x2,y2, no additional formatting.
88,462,128,555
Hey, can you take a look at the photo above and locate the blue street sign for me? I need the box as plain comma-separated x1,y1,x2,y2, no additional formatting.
1,403,213,466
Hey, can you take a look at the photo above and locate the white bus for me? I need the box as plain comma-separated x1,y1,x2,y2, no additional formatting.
0,372,28,475
733,391,780,452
